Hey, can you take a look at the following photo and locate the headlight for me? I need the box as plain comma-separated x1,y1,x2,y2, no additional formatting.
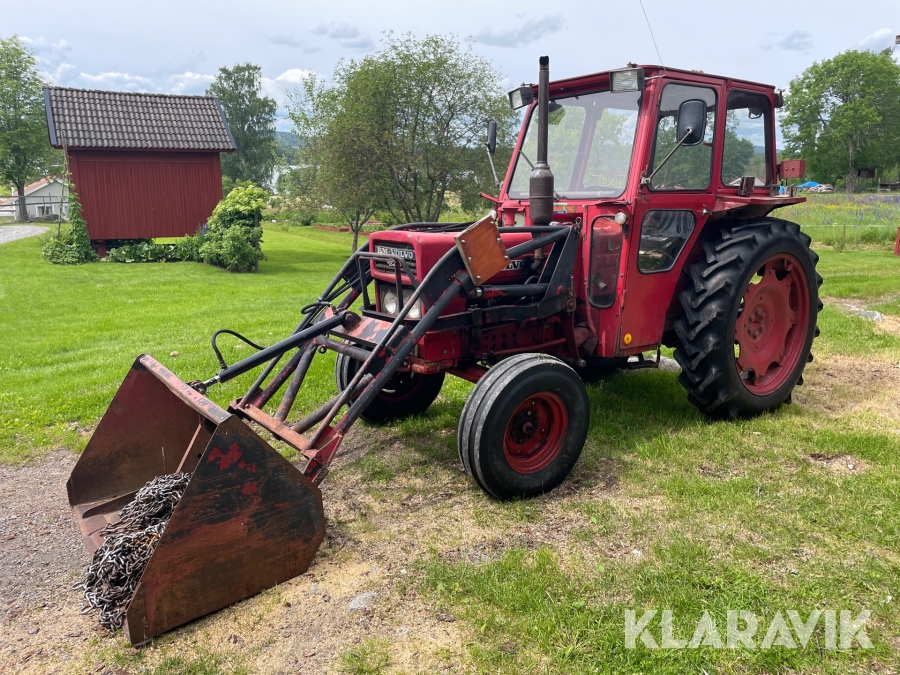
379,284,423,318
610,68,645,93
507,85,534,110
382,288,399,314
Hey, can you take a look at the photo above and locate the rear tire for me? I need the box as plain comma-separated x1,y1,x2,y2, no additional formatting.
335,353,444,424
458,354,590,500
673,218,822,418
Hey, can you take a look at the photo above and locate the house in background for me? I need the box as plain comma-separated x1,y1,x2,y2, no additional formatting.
43,87,236,253
0,177,68,220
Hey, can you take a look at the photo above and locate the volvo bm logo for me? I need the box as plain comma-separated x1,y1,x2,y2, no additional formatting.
375,245,415,260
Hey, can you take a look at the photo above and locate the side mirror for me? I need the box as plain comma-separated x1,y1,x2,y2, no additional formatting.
676,99,707,146
486,119,497,156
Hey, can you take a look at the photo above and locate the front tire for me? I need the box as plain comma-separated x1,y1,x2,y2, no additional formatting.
458,354,590,500
673,218,822,418
335,353,444,424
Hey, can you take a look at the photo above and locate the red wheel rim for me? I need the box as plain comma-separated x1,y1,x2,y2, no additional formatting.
734,253,810,396
503,393,568,474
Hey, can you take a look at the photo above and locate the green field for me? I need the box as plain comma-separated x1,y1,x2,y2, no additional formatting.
780,194,900,251
1,216,900,673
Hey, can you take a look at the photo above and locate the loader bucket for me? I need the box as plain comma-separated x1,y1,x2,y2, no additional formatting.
67,354,326,645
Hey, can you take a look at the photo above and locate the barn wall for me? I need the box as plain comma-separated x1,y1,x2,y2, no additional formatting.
68,150,223,240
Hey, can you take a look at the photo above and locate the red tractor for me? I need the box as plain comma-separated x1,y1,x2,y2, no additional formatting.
67,57,820,643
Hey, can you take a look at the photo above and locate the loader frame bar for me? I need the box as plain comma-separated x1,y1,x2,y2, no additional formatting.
211,223,574,484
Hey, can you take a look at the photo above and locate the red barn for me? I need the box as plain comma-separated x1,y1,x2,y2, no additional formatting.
44,87,236,251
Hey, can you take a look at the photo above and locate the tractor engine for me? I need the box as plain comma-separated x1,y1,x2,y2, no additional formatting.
367,229,540,363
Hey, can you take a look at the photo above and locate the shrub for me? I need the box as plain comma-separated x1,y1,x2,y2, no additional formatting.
176,233,204,262
41,186,98,265
199,225,262,273
105,241,182,263
208,184,268,230
198,184,267,273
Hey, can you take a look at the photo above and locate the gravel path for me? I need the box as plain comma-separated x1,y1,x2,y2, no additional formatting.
0,452,92,672
0,225,48,245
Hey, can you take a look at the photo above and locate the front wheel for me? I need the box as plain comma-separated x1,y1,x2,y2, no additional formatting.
458,353,590,500
335,353,444,424
673,218,822,418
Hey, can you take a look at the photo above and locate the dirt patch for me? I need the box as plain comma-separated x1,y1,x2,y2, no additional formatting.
0,425,638,674
792,353,900,423
0,452,92,674
805,453,867,474
825,297,900,336
0,435,475,675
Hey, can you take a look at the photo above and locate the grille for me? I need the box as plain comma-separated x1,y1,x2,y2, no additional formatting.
372,243,417,277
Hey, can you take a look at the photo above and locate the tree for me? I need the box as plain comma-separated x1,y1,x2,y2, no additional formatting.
289,33,517,248
290,71,387,250
0,35,61,221
782,49,900,193
207,63,278,189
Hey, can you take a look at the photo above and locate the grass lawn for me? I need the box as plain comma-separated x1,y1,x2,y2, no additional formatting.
1,217,900,673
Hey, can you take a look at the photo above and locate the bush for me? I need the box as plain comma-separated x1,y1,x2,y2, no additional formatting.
208,184,268,230
104,240,190,263
41,187,98,265
198,226,262,273
197,184,267,272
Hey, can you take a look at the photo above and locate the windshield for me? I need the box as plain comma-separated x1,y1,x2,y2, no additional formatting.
508,89,641,200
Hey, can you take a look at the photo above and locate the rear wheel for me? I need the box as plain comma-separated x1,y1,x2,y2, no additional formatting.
673,218,822,418
458,354,590,500
335,353,444,424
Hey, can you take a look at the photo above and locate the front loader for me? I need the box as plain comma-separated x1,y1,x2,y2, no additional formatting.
68,56,820,644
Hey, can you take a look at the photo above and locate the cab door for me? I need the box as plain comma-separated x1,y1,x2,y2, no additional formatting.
618,80,722,354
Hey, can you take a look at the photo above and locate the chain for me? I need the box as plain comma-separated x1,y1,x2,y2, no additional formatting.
76,472,192,630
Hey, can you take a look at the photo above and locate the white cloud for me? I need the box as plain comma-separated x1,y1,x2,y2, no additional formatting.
167,71,215,95
20,36,72,58
77,71,156,92
312,22,375,51
473,15,565,48
763,29,813,52
271,35,321,53
859,27,895,51
262,68,315,111
46,62,77,85
21,36,77,84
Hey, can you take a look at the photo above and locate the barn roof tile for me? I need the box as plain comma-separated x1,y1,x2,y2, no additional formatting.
43,87,237,152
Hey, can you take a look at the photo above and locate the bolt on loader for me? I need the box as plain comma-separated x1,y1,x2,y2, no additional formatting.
68,56,820,644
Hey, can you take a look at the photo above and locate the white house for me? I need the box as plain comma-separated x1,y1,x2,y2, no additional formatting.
0,178,69,220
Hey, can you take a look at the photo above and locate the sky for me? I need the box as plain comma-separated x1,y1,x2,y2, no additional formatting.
5,0,898,133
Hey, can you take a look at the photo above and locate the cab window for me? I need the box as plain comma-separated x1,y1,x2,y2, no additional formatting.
649,84,717,191
721,90,773,186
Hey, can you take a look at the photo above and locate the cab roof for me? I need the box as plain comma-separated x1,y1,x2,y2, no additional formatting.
540,65,776,97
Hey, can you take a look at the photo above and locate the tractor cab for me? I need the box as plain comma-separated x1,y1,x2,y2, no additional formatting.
493,65,806,358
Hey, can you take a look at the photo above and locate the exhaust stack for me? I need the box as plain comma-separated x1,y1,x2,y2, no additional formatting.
529,55,554,226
